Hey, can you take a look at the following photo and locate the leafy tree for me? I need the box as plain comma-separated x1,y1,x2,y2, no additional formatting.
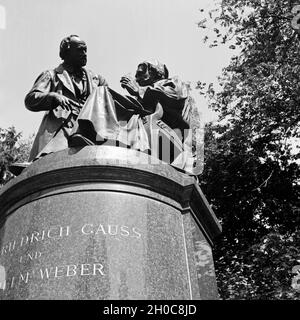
0,127,33,187
198,0,300,299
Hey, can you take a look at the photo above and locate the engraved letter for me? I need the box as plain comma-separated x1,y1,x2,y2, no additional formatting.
27,252,34,260
132,227,142,239
41,230,46,241
35,251,42,259
8,240,16,252
19,272,30,284
54,266,64,278
120,226,130,237
30,231,40,243
20,235,29,247
60,226,70,237
108,225,118,236
81,224,94,235
96,224,107,235
80,264,92,276
93,263,105,276
39,267,53,279
47,226,60,239
66,264,77,277
10,276,15,289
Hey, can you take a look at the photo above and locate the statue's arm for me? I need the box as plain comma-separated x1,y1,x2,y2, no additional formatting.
24,71,57,112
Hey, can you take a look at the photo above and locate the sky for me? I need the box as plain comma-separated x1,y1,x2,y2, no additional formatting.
0,0,234,140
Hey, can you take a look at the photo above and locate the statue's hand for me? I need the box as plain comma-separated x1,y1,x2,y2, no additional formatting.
49,93,81,111
120,76,140,97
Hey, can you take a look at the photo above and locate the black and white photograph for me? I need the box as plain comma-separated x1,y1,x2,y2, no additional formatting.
0,0,299,309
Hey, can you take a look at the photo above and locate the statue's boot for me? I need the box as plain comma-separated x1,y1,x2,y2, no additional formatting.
8,162,31,176
68,133,95,148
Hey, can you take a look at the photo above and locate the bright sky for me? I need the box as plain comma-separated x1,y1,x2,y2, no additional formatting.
0,0,233,139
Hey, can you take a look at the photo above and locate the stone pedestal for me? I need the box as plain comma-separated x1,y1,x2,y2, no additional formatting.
0,146,221,300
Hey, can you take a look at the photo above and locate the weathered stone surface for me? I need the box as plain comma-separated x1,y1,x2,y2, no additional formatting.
0,146,221,300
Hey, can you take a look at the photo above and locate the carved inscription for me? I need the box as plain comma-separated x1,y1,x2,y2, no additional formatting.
0,263,105,291
81,223,141,238
0,222,142,293
0,224,141,257
1,225,70,257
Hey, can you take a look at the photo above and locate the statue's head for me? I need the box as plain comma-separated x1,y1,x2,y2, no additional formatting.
135,60,169,86
59,35,87,68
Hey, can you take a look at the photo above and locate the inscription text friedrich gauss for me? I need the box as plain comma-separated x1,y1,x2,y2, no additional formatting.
0,223,142,291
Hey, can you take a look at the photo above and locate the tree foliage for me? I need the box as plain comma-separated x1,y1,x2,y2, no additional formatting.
0,127,33,187
198,0,300,299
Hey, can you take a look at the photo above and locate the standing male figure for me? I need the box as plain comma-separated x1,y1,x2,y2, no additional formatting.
25,34,107,161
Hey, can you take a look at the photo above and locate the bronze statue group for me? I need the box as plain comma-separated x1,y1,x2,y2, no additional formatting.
12,35,200,176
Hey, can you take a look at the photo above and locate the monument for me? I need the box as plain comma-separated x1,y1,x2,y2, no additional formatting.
0,35,221,300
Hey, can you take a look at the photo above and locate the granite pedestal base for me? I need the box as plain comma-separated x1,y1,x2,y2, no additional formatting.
0,146,221,300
